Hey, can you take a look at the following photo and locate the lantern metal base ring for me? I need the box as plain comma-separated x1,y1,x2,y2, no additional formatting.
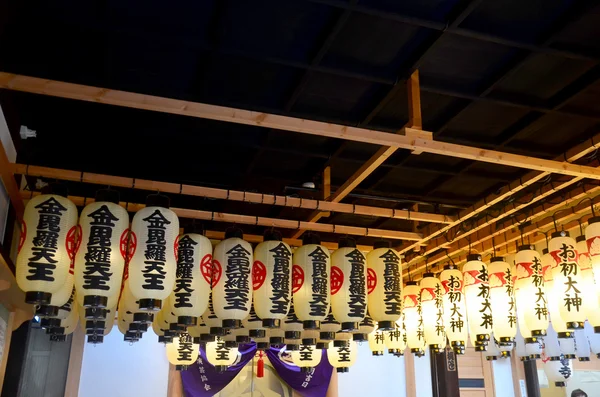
376,321,395,331
25,291,51,305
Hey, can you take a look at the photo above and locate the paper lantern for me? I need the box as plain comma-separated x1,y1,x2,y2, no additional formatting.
385,322,406,355
514,325,529,361
366,241,402,331
169,231,212,326
74,191,129,311
267,328,284,346
317,309,339,342
203,293,225,336
585,217,600,330
330,238,367,331
420,273,445,352
291,344,322,372
212,228,253,329
37,266,75,318
544,324,562,360
242,307,266,339
282,306,304,351
403,281,424,354
187,317,213,344
51,304,79,342
328,340,357,373
514,246,548,337
16,193,78,305
128,195,179,311
301,330,320,346
166,333,200,371
585,322,600,358
206,337,238,372
549,231,587,329
576,236,600,329
488,256,516,345
484,336,501,361
353,314,375,342
574,328,591,361
153,310,175,344
544,359,572,387
440,265,468,354
368,330,386,356
463,254,492,349
292,234,331,330
253,230,292,328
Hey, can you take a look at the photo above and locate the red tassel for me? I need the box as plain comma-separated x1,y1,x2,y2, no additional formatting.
257,352,265,378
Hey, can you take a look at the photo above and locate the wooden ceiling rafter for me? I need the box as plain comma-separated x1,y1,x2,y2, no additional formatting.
2,73,600,179
12,164,452,224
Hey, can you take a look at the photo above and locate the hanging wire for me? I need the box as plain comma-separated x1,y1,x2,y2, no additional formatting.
536,230,550,250
423,255,429,274
577,196,597,218
492,236,497,258
551,208,573,232
445,250,455,268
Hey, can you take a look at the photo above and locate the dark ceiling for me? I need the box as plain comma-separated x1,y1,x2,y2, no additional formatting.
1,0,600,245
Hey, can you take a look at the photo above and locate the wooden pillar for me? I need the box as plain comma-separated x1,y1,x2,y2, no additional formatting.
167,365,184,397
430,347,459,397
63,326,85,397
523,360,541,397
405,350,416,397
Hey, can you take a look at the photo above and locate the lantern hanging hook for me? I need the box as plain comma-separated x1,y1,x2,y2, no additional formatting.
518,223,526,246
423,255,429,273
551,208,571,232
445,249,455,268
577,196,597,218
536,229,550,250
578,218,584,236
492,236,497,258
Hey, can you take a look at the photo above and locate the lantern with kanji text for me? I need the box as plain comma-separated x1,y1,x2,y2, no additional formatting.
291,344,322,372
206,337,238,373
167,333,200,371
514,245,548,337
420,273,445,352
368,329,386,356
328,341,357,373
367,241,402,331
463,254,492,349
440,265,468,354
488,256,516,345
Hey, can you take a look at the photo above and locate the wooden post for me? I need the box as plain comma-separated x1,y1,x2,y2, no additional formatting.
321,165,331,217
523,360,541,397
167,365,184,397
430,347,460,397
405,350,417,397
63,326,86,397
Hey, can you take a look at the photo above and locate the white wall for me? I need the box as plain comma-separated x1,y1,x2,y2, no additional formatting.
413,348,433,397
78,327,169,397
338,343,407,397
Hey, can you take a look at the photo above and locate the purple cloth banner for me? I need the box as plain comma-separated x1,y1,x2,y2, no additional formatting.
181,343,333,397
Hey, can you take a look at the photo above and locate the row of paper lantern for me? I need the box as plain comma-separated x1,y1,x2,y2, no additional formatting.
16,193,600,359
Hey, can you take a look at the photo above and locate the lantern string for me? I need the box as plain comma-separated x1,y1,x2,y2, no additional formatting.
536,230,550,250
577,196,597,218
578,218,584,236
492,236,496,258
445,250,455,268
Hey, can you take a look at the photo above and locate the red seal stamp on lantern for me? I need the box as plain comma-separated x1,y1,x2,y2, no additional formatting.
330,266,343,295
252,261,267,290
367,268,377,294
292,265,304,293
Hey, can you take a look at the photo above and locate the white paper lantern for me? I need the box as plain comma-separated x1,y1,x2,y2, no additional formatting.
242,307,266,339
282,306,304,351
252,231,292,328
385,322,407,356
420,273,445,352
484,335,501,361
440,265,468,354
128,196,179,311
403,282,425,354
488,256,517,345
548,231,586,329
368,329,386,356
544,323,562,360
574,329,591,362
166,333,200,370
292,234,331,330
352,314,375,342
320,309,341,341
330,239,367,331
212,229,253,329
585,217,600,331
463,254,492,349
366,242,402,331
37,266,75,318
544,359,572,388
202,292,225,336
206,337,238,372
328,341,357,373
170,232,212,326
576,236,600,329
514,246,548,337
74,194,129,311
16,194,78,304
291,344,322,372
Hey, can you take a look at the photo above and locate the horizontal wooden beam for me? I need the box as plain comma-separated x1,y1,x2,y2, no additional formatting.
2,73,600,179
21,192,421,241
13,164,452,224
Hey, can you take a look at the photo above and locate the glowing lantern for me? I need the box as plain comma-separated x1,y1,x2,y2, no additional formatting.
585,217,600,332
440,265,468,354
282,306,303,351
403,281,424,354
254,333,271,350
463,254,492,349
291,344,322,372
187,317,213,344
328,340,357,373
206,337,238,372
484,336,501,361
153,310,174,344
167,333,200,371
170,230,212,326
128,195,179,311
16,192,78,305
37,266,75,318
269,328,285,346
544,324,562,360
548,231,585,329
420,273,445,352
320,309,341,341
488,256,516,345
514,246,548,337
50,304,79,342
213,228,253,329
368,330,386,356
242,307,266,338
330,238,367,331
386,321,406,355
366,241,402,331
576,236,600,329
353,314,375,342
544,359,572,388
253,230,292,328
515,326,529,361
292,234,330,330
74,191,129,311
301,330,320,346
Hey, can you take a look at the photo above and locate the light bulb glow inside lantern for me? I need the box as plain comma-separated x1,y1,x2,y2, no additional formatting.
403,282,425,354
420,273,445,352
166,333,200,371
366,243,402,331
291,344,322,372
206,337,238,372
575,236,600,329
368,329,386,356
327,340,358,373
514,246,548,337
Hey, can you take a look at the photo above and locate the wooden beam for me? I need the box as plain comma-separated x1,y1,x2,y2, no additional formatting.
0,139,24,221
323,165,331,201
407,70,423,130
13,164,452,225
21,192,422,241
1,73,599,178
